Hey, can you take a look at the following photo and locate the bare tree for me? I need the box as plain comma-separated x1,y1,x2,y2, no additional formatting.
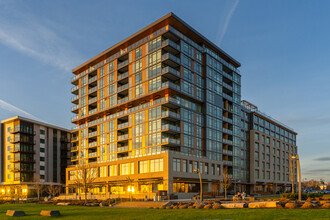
73,164,97,204
32,177,44,200
46,183,62,197
220,168,232,200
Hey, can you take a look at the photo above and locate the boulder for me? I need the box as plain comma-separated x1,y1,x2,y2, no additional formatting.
179,205,188,209
212,204,224,209
222,203,246,209
188,206,195,209
99,202,106,207
6,210,26,217
173,206,179,209
204,204,212,209
57,202,70,206
165,206,172,209
301,202,313,209
40,210,61,216
195,204,204,209
321,203,330,209
285,202,297,209
248,201,277,208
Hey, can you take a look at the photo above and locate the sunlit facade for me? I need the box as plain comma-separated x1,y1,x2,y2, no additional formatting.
67,13,297,199
0,116,71,199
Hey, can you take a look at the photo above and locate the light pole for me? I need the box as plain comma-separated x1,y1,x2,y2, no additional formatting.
126,177,133,201
291,154,301,202
194,169,202,202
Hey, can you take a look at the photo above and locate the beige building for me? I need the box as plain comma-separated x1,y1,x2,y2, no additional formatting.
0,116,71,199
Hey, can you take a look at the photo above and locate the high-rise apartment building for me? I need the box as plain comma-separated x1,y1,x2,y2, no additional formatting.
0,116,71,199
67,13,297,199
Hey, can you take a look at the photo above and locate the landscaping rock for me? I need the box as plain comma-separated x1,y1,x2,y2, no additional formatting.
321,203,330,209
6,210,26,217
166,206,172,209
222,203,246,209
285,202,297,209
99,202,106,207
40,210,61,216
204,204,212,209
57,202,70,206
248,201,277,208
179,205,188,209
212,204,223,209
301,202,313,209
276,204,283,209
195,204,204,209
188,206,195,209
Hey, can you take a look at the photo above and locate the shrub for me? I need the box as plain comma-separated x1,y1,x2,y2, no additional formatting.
281,193,323,200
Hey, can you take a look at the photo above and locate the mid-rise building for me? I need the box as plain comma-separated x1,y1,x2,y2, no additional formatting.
0,116,71,199
66,13,297,199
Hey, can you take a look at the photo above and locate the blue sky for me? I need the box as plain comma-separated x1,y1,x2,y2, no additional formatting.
0,0,329,181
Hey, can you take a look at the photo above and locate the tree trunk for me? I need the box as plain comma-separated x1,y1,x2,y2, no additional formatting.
225,188,227,200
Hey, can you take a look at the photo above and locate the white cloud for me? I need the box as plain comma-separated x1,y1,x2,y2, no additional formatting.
0,99,42,121
0,6,82,72
216,0,239,45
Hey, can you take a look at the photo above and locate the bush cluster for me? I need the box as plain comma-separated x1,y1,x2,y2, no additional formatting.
281,193,323,200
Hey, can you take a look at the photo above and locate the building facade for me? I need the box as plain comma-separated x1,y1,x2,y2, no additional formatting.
0,116,71,199
67,13,297,199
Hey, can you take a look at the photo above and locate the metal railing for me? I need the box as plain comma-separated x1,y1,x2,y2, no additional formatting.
88,131,98,137
162,66,180,78
88,76,98,84
117,122,129,129
88,97,98,104
71,85,79,92
117,134,129,140
118,83,129,91
117,71,129,80
118,60,129,69
162,53,180,64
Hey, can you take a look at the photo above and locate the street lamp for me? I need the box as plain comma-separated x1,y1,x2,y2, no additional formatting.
126,177,133,201
194,169,202,202
291,154,301,202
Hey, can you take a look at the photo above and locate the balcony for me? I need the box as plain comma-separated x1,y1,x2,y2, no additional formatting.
88,131,98,137
118,97,128,104
117,134,129,141
223,93,233,102
88,142,98,148
71,146,78,151
89,86,98,94
223,149,233,156
71,75,79,84
88,108,98,115
118,83,129,91
88,152,98,158
71,105,79,112
162,124,180,133
162,53,180,68
88,97,98,104
118,71,129,80
162,66,180,80
71,155,79,160
222,72,233,80
162,39,180,52
161,81,180,91
71,86,79,93
71,115,79,122
161,137,180,146
223,128,233,135
223,139,233,145
118,60,129,69
71,95,79,103
117,122,129,130
88,76,98,84
223,82,233,91
10,158,35,163
161,111,180,120
223,160,233,166
223,116,233,124
117,145,129,152
71,136,79,142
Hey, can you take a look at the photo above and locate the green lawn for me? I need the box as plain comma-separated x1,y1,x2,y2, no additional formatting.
0,203,330,220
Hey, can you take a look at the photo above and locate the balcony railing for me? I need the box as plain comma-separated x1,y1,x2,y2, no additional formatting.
162,137,180,145
161,111,180,119
118,83,129,91
88,76,98,84
162,124,180,132
162,66,180,78
117,146,129,152
223,149,233,156
88,142,98,147
71,105,79,111
88,131,98,137
222,72,233,80
223,128,233,135
223,116,233,124
223,139,233,145
88,97,98,104
71,136,78,142
223,82,233,91
71,115,79,121
71,95,79,102
223,93,233,101
223,160,233,166
71,146,78,151
117,97,128,104
88,109,98,115
88,152,98,157
71,85,79,92
117,71,129,80
71,155,78,160
161,39,180,51
117,122,129,129
162,53,180,64
117,134,129,141
89,86,98,94
118,60,129,69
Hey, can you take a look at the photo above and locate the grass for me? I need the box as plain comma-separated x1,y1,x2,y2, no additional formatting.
0,203,330,220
